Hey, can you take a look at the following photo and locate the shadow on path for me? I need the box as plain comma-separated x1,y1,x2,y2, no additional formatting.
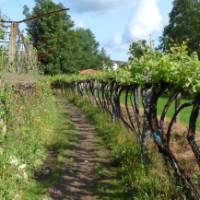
36,98,129,200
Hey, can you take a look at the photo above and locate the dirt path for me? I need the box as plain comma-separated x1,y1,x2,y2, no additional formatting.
47,102,122,200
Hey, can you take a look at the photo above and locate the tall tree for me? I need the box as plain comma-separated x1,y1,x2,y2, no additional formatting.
98,48,112,70
162,0,200,56
71,28,111,71
23,0,74,74
23,0,111,74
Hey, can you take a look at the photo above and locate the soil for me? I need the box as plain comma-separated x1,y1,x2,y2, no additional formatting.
51,103,98,200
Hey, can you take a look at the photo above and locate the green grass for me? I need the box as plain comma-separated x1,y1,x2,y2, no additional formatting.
68,94,188,200
88,90,195,129
120,92,200,130
157,97,200,130
23,97,79,200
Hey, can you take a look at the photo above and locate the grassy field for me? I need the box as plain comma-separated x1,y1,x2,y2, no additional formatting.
120,93,200,130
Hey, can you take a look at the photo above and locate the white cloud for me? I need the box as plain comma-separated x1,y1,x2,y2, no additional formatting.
106,33,128,51
69,0,131,13
105,0,163,61
69,0,163,61
105,33,129,61
127,0,163,40
75,20,86,28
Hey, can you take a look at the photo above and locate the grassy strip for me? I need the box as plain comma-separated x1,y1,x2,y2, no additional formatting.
92,136,130,200
69,94,187,200
23,97,79,200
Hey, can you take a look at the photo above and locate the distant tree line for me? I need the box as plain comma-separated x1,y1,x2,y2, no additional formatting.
23,0,112,75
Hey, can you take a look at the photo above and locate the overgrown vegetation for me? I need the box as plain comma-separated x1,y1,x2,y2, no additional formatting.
0,80,61,199
68,94,187,199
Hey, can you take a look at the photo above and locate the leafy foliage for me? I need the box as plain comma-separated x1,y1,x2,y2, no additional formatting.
129,40,149,60
0,13,4,39
162,0,200,57
51,43,200,95
23,0,111,75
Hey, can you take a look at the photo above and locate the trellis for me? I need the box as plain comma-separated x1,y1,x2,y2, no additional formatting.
0,21,38,73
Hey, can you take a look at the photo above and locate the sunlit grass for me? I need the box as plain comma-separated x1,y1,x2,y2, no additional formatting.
120,93,200,130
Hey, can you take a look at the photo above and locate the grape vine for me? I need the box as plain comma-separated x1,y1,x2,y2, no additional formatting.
51,44,200,199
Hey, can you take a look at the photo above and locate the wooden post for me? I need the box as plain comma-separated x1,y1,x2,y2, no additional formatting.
175,93,181,123
28,44,34,72
28,44,38,72
8,23,18,70
21,35,28,73
16,33,21,72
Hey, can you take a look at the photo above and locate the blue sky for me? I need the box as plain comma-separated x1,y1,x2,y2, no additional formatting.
0,0,173,61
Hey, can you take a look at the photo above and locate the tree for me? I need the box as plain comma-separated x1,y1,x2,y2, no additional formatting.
162,0,200,56
23,0,74,74
129,40,148,60
73,28,102,71
98,48,112,70
71,28,112,71
23,0,111,74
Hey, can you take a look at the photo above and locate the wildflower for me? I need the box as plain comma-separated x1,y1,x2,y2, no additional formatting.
18,164,26,170
13,193,21,200
17,170,28,180
48,187,63,197
10,156,19,166
18,164,28,180
42,195,53,200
